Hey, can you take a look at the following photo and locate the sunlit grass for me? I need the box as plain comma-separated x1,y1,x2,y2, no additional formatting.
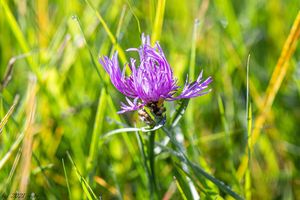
0,0,300,199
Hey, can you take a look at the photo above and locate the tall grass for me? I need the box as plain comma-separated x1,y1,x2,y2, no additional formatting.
0,0,300,199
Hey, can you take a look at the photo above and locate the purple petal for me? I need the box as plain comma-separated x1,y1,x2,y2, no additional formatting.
99,53,137,98
117,97,144,114
99,33,212,115
168,72,213,100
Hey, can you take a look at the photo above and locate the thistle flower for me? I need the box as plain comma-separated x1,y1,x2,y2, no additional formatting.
99,34,212,118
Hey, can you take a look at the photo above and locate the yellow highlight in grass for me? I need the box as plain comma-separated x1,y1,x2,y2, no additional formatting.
151,0,166,45
37,0,49,47
84,0,127,64
174,176,188,200
0,95,19,134
237,10,300,180
94,176,118,195
18,76,37,194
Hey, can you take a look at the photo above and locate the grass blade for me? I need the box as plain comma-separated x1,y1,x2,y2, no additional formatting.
187,160,243,200
0,132,23,171
173,167,194,200
0,53,32,91
214,0,246,56
101,123,164,140
171,99,190,127
72,15,102,80
162,127,244,200
62,158,72,200
174,176,188,200
94,176,118,196
83,0,127,64
67,152,98,200
151,0,166,44
0,147,22,196
0,95,19,134
87,88,107,172
0,0,41,79
237,10,300,180
136,132,152,199
126,0,141,34
245,55,252,200
18,76,37,193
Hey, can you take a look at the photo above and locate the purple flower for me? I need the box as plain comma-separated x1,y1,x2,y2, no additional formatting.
99,34,212,115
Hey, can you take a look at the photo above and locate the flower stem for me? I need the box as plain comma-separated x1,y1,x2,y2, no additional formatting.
148,131,159,199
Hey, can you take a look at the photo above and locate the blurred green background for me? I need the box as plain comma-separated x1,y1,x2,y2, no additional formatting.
0,0,300,199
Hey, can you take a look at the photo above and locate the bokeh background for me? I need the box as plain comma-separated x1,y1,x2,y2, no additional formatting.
0,0,300,199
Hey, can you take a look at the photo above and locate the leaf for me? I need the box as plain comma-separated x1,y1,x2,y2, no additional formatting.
173,166,194,200
171,99,190,127
0,95,19,134
67,152,98,200
161,127,244,200
62,158,71,200
83,0,127,64
87,88,107,172
101,120,164,139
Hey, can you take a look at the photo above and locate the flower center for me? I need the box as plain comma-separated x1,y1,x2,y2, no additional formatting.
146,99,166,117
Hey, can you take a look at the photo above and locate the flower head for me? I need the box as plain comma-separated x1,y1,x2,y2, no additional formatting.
99,34,212,116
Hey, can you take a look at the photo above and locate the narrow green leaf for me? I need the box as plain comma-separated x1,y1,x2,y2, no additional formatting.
83,0,127,64
171,99,190,127
87,88,107,172
151,0,166,44
72,15,102,80
126,0,141,34
161,127,244,200
0,95,19,134
0,0,41,79
174,176,188,200
62,159,71,200
245,54,252,200
173,167,194,200
136,132,152,198
101,123,164,140
0,132,23,170
67,152,98,200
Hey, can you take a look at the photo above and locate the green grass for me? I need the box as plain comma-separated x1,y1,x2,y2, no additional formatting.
1,0,300,199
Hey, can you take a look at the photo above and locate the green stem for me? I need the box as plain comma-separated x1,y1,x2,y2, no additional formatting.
148,131,159,199
136,132,152,198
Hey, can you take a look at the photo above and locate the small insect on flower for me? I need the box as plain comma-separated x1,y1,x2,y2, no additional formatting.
99,34,212,125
